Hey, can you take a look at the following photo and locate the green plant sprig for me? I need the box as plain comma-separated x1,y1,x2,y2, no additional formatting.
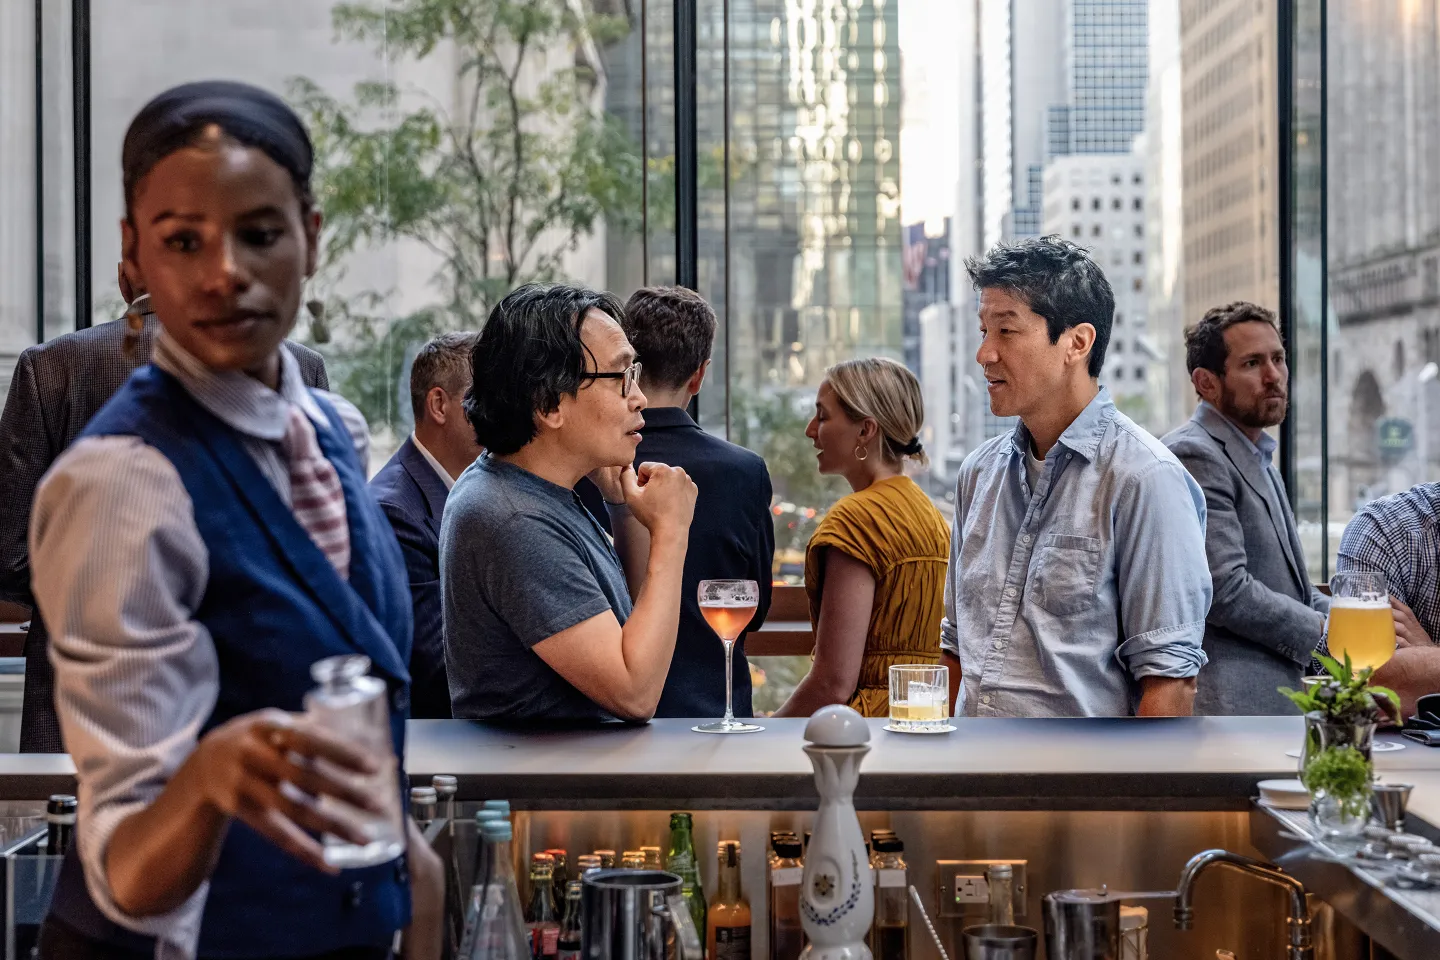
1278,652,1401,725
1299,745,1373,819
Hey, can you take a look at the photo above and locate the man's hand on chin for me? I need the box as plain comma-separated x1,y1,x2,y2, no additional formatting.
587,464,634,505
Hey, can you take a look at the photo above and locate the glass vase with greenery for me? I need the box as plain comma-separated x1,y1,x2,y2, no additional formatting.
1279,653,1400,838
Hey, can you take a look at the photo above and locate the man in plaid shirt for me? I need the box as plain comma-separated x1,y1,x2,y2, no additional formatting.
1337,484,1440,715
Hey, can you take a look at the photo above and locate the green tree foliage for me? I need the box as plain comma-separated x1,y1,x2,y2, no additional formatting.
289,0,643,429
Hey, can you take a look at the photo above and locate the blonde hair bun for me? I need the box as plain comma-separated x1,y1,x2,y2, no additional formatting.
825,357,929,468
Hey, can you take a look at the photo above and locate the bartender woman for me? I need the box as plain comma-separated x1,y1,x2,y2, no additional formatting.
29,82,437,959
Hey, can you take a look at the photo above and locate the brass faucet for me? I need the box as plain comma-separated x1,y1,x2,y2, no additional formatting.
1174,849,1314,960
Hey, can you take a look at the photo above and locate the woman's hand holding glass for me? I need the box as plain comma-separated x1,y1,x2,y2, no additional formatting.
190,709,384,874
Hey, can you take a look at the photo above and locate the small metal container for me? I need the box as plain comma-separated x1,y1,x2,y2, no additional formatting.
1044,889,1120,960
1371,782,1414,831
962,924,1038,960
581,869,702,960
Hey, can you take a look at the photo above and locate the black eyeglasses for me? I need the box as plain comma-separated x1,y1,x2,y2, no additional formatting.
589,361,643,398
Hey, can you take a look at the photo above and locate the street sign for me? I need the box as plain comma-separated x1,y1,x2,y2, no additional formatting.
1378,416,1415,464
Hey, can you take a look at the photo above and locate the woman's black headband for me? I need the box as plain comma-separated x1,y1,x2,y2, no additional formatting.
121,80,314,210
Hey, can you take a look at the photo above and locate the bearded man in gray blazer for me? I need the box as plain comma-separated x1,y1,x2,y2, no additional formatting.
1162,301,1329,715
0,268,331,751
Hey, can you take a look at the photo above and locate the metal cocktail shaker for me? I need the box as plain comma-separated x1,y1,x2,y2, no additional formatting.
1043,889,1121,960
581,869,702,960
961,924,1038,960
1044,888,1173,960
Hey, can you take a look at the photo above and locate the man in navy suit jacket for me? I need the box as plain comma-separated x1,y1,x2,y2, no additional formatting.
621,287,775,717
370,331,482,718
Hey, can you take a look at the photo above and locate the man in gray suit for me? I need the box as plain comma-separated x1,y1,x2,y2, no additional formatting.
1163,301,1328,715
0,269,331,751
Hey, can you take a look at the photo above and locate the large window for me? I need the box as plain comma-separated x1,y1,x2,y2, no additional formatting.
5,1,1376,587
1318,0,1440,576
81,0,646,470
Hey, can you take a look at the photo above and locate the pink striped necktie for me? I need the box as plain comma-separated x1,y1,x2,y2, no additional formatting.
281,405,351,580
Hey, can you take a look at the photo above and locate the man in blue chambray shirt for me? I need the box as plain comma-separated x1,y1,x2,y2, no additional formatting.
940,237,1212,717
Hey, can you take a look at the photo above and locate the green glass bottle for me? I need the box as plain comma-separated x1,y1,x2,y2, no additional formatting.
665,812,707,956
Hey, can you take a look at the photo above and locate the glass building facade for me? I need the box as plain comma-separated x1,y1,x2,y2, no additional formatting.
0,0,1431,583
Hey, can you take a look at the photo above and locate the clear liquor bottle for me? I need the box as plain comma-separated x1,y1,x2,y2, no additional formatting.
463,818,530,960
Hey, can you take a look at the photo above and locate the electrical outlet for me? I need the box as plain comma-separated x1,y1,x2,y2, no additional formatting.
954,875,989,903
935,860,1028,920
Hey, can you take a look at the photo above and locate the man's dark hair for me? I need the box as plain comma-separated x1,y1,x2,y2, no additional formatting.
410,331,478,422
621,286,717,392
1184,301,1280,378
964,236,1115,378
465,283,628,456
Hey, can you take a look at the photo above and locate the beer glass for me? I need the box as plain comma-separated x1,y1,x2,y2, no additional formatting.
1326,572,1397,672
887,664,953,733
693,579,763,734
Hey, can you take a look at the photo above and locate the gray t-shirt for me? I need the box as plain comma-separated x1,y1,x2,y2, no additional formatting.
440,455,633,720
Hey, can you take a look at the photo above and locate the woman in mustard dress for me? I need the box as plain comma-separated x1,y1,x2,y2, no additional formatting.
775,358,951,717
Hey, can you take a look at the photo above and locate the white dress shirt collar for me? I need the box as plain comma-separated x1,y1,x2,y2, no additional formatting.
153,330,326,440
411,432,455,490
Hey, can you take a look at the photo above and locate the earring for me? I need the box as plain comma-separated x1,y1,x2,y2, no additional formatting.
306,296,331,344
854,444,869,462
121,302,146,360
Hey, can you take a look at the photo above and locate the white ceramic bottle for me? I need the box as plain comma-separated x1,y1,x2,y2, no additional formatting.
799,705,874,960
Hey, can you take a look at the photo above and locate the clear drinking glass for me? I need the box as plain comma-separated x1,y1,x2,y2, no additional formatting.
887,664,951,733
1326,572,1397,672
692,579,763,734
303,654,406,867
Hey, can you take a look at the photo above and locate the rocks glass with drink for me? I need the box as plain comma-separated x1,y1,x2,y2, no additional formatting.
692,579,764,734
886,664,953,733
1326,572,1397,672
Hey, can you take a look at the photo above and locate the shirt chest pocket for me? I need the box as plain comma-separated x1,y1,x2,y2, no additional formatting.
1031,534,1103,616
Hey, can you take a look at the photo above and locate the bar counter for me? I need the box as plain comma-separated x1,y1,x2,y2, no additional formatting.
0,716,1436,808
404,716,1436,810
2,717,1439,955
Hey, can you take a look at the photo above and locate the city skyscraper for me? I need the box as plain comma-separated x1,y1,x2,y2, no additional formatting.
686,0,904,395
1042,150,1151,420
979,0,1147,245
1146,0,1189,433
1178,0,1279,326
1037,0,1153,418
1048,0,1150,156
980,0,1065,246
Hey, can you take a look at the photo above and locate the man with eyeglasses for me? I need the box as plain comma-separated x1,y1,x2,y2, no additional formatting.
440,283,698,722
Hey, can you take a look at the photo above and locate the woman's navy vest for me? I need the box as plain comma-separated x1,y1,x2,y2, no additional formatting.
47,366,414,958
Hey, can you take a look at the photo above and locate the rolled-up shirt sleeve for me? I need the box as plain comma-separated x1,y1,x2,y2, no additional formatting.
1112,460,1211,679
30,435,217,957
